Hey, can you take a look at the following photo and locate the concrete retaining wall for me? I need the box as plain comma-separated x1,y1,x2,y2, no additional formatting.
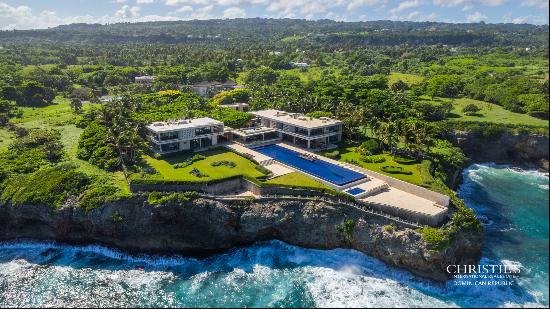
130,177,446,227
362,201,448,227
129,177,243,195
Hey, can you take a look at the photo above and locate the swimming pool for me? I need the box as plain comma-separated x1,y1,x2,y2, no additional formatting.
253,144,366,186
345,187,365,196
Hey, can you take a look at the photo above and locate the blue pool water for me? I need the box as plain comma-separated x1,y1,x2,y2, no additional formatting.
346,187,365,196
253,144,365,186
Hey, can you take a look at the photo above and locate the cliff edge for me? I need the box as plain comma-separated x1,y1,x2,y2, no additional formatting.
0,196,482,282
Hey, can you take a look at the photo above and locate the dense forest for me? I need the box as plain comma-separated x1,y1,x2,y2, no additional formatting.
0,19,547,242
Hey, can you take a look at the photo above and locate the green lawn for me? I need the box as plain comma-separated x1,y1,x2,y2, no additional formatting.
434,97,549,127
323,146,432,186
139,149,265,182
388,72,425,86
264,172,332,190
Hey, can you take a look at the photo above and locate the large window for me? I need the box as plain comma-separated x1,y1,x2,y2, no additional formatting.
195,126,212,136
294,127,308,136
310,128,324,136
326,125,340,133
161,142,179,152
159,131,178,141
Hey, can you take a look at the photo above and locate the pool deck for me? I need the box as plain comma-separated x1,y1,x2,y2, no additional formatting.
226,142,449,221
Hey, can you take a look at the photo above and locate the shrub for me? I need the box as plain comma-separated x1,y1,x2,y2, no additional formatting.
189,168,208,178
78,182,120,212
392,156,418,165
462,103,481,115
336,219,355,241
417,227,452,251
147,191,199,205
173,154,206,168
0,163,89,208
360,155,386,163
210,160,236,168
356,139,381,155
380,165,413,175
324,150,340,159
384,223,397,232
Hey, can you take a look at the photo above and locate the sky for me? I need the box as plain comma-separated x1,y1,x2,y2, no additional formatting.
0,0,548,30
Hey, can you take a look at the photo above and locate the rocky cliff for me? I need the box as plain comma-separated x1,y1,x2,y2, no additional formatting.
450,131,549,171
0,197,482,282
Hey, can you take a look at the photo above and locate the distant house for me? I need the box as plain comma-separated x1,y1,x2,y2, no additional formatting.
220,102,249,112
187,80,239,98
135,75,155,86
290,62,309,68
146,118,226,154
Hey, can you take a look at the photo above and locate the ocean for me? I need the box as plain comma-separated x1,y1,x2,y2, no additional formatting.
0,163,548,307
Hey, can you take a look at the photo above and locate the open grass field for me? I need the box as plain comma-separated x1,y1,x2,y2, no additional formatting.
323,146,433,187
423,97,549,127
264,172,332,190
3,97,131,196
388,72,424,86
139,149,265,182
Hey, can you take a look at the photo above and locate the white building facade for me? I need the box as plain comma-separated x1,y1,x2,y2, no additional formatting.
250,110,342,150
147,118,225,154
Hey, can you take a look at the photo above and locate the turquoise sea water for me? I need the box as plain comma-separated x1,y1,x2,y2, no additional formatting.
0,164,548,307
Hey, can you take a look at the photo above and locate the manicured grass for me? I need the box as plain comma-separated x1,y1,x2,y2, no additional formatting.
434,97,549,127
322,146,431,186
388,72,424,86
263,172,332,190
140,149,265,182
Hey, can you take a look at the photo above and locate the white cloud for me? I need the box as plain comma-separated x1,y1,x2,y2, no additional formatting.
217,0,267,5
389,0,421,14
176,5,194,12
433,0,506,7
0,2,181,29
137,0,156,4
521,0,549,9
114,0,127,3
0,2,95,30
114,5,141,19
223,6,246,18
466,11,488,22
189,4,214,19
345,0,385,10
164,0,208,6
503,12,548,24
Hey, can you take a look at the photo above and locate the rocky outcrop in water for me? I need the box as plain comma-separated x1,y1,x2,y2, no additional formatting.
0,197,482,282
450,131,549,171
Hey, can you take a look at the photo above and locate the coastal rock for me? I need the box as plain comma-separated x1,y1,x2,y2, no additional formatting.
449,131,549,170
0,197,482,282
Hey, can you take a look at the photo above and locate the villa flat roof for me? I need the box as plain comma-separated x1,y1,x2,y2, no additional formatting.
147,117,222,133
232,126,278,136
135,75,155,80
250,109,342,129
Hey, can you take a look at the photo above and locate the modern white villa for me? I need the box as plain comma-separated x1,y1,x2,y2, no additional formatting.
146,118,226,154
250,110,342,149
147,109,343,153
145,110,449,226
